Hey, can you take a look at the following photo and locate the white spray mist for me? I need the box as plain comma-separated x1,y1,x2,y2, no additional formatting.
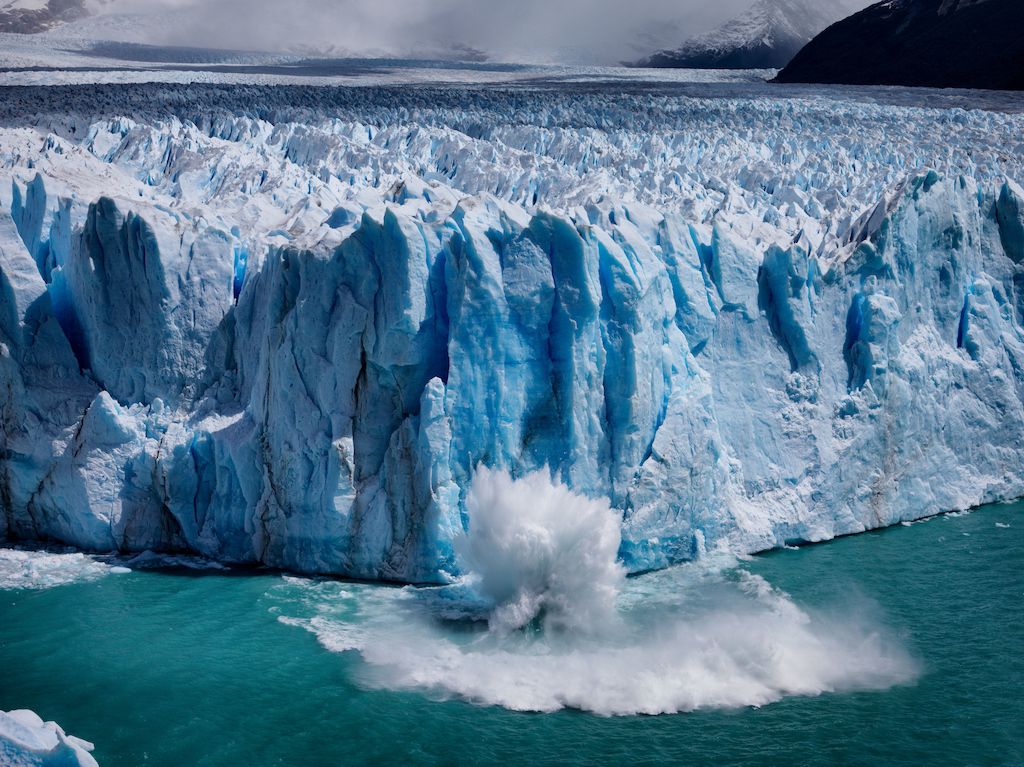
456,466,626,634
276,467,919,715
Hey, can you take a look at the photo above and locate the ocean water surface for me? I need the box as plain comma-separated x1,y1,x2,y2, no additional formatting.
1,501,1021,766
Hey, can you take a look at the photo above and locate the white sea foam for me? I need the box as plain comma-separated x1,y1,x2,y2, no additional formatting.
271,469,920,716
0,548,111,591
273,567,919,715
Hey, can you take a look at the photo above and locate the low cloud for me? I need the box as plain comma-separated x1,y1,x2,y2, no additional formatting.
98,0,762,61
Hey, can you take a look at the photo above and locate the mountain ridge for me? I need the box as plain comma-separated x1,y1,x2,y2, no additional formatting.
636,0,865,70
776,0,1024,90
0,0,101,33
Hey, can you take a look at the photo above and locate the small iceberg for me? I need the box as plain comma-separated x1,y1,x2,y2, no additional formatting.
0,709,99,766
0,549,111,591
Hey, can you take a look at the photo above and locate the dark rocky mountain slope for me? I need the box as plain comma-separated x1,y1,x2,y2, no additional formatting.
776,0,1024,90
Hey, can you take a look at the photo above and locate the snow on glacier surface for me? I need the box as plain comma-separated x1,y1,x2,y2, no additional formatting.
1,81,1023,582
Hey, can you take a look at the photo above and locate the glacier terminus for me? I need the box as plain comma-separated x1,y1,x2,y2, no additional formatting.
1,82,1023,583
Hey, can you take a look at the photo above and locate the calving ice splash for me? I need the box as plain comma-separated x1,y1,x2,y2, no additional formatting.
1,85,1024,582
456,466,626,633
274,467,919,715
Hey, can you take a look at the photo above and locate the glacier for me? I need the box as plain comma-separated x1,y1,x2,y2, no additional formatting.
1,83,1023,582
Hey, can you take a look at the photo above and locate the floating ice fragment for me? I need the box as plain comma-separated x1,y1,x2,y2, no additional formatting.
0,709,99,767
0,549,110,591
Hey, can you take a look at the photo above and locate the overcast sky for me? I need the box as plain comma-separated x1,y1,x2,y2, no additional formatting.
99,0,867,63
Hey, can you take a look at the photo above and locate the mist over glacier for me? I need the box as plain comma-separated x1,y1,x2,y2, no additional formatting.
19,0,868,62
20,0,702,62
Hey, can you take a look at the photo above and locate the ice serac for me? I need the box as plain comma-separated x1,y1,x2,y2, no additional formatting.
997,179,1024,265
68,196,235,405
1,94,1024,582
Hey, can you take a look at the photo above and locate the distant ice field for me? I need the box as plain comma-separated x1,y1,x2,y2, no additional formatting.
0,50,1022,113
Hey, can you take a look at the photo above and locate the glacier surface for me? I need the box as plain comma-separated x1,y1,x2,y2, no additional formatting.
1,83,1023,581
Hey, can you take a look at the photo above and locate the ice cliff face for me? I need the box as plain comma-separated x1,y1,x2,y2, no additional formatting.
2,85,1023,581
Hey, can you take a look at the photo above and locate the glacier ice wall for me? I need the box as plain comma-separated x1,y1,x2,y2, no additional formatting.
1,86,1023,581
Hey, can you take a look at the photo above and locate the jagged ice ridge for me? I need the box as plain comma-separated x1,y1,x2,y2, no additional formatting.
1,84,1023,581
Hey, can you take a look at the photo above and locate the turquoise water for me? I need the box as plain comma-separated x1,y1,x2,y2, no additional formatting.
2,502,1022,767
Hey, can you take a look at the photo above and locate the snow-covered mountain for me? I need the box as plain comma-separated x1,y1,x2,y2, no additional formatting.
2,84,1024,582
638,0,868,69
777,0,1024,90
0,0,105,33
